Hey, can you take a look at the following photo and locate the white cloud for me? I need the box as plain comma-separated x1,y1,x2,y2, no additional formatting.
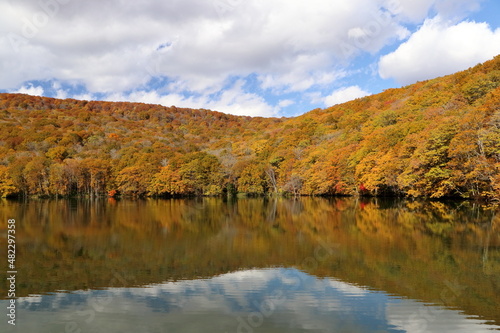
433,0,484,21
205,80,280,117
0,1,413,93
72,92,95,101
51,81,67,99
0,0,492,116
104,80,278,117
395,0,436,23
395,0,484,23
324,85,371,106
278,99,295,108
10,83,44,96
378,17,500,85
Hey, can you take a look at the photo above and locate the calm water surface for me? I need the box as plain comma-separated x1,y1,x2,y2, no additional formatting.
0,197,499,332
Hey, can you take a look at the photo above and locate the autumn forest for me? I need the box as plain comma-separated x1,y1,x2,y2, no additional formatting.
1,55,500,199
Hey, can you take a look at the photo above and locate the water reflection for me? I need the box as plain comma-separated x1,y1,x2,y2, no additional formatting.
0,197,499,331
2,268,499,333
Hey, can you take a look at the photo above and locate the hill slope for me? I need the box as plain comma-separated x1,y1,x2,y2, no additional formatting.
1,55,499,199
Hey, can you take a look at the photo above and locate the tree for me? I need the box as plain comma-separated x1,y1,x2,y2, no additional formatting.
178,152,224,196
0,165,17,197
1,55,500,199
48,162,70,196
265,166,278,194
237,161,267,195
148,165,186,196
116,166,150,196
284,174,303,196
81,158,111,196
24,156,49,195
46,146,69,162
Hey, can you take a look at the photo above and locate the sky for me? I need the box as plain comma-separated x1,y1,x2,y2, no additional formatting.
1,0,500,117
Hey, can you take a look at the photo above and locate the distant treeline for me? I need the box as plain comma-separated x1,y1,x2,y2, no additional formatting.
0,55,500,199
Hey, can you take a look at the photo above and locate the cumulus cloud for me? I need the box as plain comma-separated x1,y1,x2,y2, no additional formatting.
206,80,279,116
0,3,409,88
324,85,371,106
278,99,295,108
10,83,44,96
104,80,278,117
395,0,483,23
0,0,492,116
378,17,500,85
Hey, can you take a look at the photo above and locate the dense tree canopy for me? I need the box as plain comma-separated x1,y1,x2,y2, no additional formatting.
1,55,500,199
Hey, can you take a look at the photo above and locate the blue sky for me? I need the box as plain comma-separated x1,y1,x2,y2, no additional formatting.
1,0,500,117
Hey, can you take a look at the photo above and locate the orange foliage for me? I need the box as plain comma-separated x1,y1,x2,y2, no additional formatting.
1,55,500,198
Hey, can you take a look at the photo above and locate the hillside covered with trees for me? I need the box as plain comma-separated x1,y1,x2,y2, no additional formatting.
1,55,500,199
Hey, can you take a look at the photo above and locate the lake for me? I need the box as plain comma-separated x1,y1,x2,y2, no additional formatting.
0,197,499,332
